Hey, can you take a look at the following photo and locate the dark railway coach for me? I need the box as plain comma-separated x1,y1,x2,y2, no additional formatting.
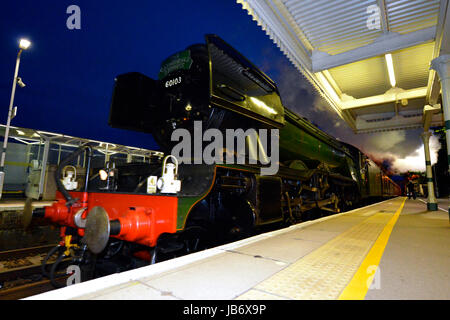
28,35,400,287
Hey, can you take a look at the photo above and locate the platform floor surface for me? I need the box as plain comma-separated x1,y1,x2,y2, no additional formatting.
26,197,450,300
0,199,53,211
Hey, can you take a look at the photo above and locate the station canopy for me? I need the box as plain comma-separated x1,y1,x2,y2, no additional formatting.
0,124,163,160
237,0,450,133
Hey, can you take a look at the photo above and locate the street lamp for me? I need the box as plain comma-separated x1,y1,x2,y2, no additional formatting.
19,39,31,50
0,38,31,199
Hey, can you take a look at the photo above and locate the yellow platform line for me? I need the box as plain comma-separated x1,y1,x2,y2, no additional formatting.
338,197,406,300
236,198,406,300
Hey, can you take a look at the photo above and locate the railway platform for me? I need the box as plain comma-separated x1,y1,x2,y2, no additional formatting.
0,199,58,251
25,196,450,300
0,199,53,212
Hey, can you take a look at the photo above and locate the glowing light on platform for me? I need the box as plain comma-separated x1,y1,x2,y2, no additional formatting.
385,54,396,88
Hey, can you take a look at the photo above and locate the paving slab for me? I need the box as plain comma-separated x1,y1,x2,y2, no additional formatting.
25,197,450,300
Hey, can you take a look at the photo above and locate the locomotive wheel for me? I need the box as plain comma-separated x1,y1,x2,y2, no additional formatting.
180,225,209,254
148,228,208,265
338,197,348,213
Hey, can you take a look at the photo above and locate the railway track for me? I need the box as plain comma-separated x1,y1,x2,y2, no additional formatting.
0,244,64,300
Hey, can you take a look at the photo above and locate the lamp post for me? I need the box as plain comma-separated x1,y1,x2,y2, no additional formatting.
0,38,31,199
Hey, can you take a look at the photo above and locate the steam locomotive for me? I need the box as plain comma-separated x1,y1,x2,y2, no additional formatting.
28,35,400,286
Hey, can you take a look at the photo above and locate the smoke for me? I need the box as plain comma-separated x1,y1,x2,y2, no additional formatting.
390,134,441,172
367,131,406,153
263,57,440,174
366,154,396,175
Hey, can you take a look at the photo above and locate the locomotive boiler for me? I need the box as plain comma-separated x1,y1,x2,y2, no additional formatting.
28,35,400,287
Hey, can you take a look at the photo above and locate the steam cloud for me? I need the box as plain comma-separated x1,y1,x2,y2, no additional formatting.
261,57,440,174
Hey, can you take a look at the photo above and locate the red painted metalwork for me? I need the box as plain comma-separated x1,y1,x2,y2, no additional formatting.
43,199,76,228
43,191,178,248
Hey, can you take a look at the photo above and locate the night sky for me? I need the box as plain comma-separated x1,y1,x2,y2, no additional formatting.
0,0,288,151
0,1,438,172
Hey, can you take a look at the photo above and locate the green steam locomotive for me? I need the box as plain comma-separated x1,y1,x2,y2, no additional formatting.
32,35,400,282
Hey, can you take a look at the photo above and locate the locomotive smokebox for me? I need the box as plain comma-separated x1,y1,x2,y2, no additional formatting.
109,35,285,153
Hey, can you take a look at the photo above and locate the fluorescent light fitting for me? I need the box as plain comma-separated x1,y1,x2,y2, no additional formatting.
316,72,341,103
385,54,396,87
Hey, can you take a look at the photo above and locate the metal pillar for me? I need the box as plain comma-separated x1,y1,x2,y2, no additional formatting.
420,131,438,211
35,134,57,199
0,49,23,199
38,139,51,198
104,144,110,164
431,54,450,217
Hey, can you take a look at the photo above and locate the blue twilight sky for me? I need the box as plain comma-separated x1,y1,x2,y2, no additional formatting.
0,0,435,172
0,0,289,150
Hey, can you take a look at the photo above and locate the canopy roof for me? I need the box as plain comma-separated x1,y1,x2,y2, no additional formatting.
237,0,449,133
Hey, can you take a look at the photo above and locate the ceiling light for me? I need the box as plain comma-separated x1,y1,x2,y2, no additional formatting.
385,53,396,87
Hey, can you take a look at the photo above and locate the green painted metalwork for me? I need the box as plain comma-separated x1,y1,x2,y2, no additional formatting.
279,109,347,169
158,50,193,80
